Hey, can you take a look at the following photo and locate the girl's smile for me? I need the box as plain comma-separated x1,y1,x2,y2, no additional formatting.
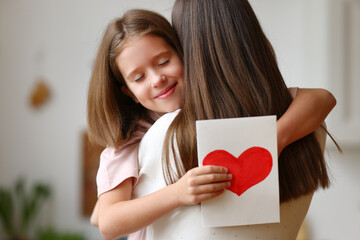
155,83,178,99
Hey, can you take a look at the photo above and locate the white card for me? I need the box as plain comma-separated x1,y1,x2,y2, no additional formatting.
196,116,279,227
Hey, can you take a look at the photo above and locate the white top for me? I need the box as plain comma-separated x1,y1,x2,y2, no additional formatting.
135,109,327,240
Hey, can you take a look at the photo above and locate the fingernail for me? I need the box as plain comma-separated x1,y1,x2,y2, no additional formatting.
228,174,232,179
227,182,231,187
224,168,228,173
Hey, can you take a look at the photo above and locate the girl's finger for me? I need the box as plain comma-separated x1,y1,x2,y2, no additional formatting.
189,173,232,186
189,181,231,195
192,165,228,175
192,190,225,203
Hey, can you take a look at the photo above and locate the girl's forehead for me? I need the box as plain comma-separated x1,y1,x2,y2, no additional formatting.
121,34,173,53
116,33,151,54
126,34,163,44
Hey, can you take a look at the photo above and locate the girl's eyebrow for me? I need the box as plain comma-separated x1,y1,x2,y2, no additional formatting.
126,50,172,80
126,68,142,81
152,50,171,61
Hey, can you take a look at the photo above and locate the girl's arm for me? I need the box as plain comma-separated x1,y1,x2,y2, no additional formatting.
98,166,231,240
90,201,99,227
277,88,336,154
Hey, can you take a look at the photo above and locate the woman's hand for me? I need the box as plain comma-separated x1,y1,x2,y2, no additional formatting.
172,165,232,205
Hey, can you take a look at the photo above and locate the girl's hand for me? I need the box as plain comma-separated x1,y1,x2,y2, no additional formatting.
173,165,232,205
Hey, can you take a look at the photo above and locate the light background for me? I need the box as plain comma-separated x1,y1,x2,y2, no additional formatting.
0,0,359,239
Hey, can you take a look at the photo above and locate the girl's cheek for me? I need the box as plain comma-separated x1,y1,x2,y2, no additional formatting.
172,66,183,77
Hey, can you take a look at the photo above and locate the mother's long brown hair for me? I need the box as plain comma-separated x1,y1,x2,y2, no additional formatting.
165,0,329,202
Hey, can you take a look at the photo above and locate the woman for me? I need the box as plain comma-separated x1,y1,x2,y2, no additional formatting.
133,0,336,239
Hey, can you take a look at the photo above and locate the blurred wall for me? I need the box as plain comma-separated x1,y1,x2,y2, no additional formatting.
0,0,358,239
0,0,174,238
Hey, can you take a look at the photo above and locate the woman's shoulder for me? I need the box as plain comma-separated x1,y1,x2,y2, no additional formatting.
139,109,180,148
288,87,299,99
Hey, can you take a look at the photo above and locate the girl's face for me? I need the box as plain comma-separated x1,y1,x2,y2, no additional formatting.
116,34,184,115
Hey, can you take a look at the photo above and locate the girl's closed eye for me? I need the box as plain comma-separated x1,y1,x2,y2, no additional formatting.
158,59,169,66
134,73,145,82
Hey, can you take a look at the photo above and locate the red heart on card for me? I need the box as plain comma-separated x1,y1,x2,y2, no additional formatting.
203,147,273,196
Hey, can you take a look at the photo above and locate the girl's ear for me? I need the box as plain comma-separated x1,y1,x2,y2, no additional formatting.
121,86,139,103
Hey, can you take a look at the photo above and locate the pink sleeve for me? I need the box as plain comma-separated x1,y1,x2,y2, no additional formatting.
128,229,146,240
96,116,158,198
96,143,140,197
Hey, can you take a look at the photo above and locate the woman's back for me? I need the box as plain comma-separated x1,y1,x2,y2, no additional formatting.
135,110,327,240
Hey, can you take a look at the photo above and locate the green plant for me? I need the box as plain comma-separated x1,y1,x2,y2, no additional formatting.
0,178,51,240
36,228,85,240
0,187,14,237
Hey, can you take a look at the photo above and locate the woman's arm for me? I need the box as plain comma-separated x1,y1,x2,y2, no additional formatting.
98,166,231,240
277,88,336,154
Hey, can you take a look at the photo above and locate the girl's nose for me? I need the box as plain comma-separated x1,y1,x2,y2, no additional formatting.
151,73,167,88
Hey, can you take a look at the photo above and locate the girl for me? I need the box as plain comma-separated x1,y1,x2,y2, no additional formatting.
87,9,336,240
87,9,183,240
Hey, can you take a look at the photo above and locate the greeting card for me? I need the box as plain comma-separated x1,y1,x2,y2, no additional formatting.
196,116,279,227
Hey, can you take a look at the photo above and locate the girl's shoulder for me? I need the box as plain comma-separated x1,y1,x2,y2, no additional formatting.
126,110,161,146
97,142,140,197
